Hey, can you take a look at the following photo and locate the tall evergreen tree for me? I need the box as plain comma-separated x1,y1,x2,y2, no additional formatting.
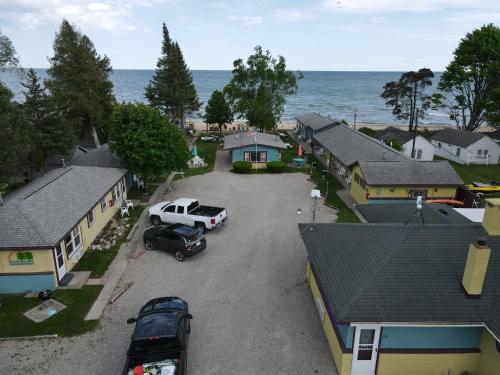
21,68,74,168
145,23,200,128
0,83,31,179
203,90,233,134
46,20,115,147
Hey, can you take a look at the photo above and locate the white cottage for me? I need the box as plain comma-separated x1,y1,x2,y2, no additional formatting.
431,128,500,165
376,126,435,161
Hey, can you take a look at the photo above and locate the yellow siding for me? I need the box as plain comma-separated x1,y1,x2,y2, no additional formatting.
350,165,368,204
64,188,120,271
0,248,55,274
377,352,480,375
482,198,500,235
478,330,500,375
366,185,458,200
307,262,352,375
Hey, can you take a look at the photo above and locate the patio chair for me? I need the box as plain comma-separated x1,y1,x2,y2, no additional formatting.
120,205,129,217
125,199,134,210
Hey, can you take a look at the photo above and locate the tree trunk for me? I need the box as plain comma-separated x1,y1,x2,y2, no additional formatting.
91,126,101,148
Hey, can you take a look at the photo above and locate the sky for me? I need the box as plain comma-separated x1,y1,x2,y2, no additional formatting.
0,0,499,71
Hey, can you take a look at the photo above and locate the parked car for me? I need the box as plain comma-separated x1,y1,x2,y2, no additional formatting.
200,135,221,142
148,198,228,232
284,143,293,149
122,297,192,375
143,223,206,261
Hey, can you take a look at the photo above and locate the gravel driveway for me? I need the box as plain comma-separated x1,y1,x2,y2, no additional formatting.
1,171,338,375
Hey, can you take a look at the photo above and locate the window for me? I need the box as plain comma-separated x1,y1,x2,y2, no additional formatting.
111,188,117,204
176,206,184,214
416,149,423,160
243,151,267,162
456,147,461,157
438,142,442,148
410,190,427,199
478,149,483,156
164,205,176,213
87,208,95,227
120,178,126,195
100,196,108,212
354,173,367,190
478,149,489,157
484,149,489,156
65,226,82,256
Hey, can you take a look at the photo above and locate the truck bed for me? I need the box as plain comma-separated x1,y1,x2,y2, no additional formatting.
189,205,225,217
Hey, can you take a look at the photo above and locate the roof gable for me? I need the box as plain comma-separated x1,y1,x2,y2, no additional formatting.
223,132,286,150
376,126,414,144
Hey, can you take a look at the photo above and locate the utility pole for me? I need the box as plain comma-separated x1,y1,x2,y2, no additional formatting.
353,109,357,130
411,108,419,159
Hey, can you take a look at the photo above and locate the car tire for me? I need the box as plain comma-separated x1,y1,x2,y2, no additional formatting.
144,240,154,251
151,216,161,226
175,251,185,262
195,222,206,233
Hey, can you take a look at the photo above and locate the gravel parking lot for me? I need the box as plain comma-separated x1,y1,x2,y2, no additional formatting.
1,170,338,375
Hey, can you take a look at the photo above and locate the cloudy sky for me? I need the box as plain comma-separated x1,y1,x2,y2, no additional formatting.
0,0,499,71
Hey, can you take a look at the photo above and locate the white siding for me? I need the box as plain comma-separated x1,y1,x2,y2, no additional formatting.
432,136,500,165
402,136,435,161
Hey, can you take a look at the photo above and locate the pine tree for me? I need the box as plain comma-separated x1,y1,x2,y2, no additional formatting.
21,68,74,169
145,23,200,128
46,20,115,147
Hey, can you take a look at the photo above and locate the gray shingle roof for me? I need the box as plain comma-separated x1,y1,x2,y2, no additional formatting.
432,128,487,148
223,132,286,150
314,125,405,167
0,166,126,249
357,160,464,186
488,129,500,141
299,223,500,336
357,203,472,224
71,144,123,168
295,113,337,131
376,126,414,144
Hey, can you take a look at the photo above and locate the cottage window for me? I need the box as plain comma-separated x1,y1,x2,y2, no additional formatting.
100,196,108,212
112,184,121,204
410,190,427,199
87,208,96,227
354,173,367,190
456,147,461,157
121,179,126,195
244,151,267,162
416,149,423,160
65,226,82,256
438,142,442,148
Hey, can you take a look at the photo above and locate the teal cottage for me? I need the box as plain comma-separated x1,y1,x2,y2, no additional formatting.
224,132,287,168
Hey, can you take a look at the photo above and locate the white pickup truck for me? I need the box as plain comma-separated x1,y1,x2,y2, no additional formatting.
148,198,228,232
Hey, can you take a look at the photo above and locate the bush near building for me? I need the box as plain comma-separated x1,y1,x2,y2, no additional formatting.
267,160,287,173
233,161,252,173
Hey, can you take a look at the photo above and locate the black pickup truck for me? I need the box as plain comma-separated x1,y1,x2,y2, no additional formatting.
123,297,192,375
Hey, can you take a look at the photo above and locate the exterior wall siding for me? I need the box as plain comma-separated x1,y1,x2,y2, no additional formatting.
401,136,435,161
377,352,480,375
350,165,368,204
432,137,500,165
231,145,282,164
366,185,458,201
307,262,352,375
478,330,500,375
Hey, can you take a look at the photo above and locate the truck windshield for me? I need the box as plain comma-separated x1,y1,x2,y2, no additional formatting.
187,201,199,213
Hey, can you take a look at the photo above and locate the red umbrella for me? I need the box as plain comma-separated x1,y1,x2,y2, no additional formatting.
298,144,303,158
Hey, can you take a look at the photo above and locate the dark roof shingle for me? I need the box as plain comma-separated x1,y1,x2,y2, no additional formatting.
432,128,487,148
376,126,414,144
223,132,286,150
295,113,337,131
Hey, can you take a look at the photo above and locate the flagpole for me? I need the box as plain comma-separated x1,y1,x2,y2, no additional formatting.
255,133,257,172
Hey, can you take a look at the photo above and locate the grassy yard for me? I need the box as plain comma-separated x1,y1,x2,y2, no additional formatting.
0,285,102,337
127,182,160,202
308,155,360,223
73,205,146,278
181,135,219,177
447,161,500,185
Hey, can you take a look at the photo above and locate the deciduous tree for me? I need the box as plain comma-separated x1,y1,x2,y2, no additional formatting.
224,46,302,132
203,90,233,134
432,24,500,131
107,103,190,179
0,30,18,69
381,68,434,132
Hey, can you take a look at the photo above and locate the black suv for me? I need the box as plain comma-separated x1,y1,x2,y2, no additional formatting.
123,297,192,375
143,223,206,261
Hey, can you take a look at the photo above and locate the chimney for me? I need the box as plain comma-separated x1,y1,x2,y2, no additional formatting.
462,238,491,296
482,198,500,236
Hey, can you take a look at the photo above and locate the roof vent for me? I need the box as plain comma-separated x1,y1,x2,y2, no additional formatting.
477,237,487,247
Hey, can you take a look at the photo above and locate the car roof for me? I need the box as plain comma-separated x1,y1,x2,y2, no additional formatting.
135,312,178,339
164,223,197,235
140,297,187,314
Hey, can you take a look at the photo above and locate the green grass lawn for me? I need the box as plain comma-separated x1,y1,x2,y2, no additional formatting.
181,135,219,177
127,183,160,202
73,205,146,278
446,160,500,185
0,285,102,337
308,155,360,223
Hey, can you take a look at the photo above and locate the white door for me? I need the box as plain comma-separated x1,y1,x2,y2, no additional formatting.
54,244,67,281
351,325,381,375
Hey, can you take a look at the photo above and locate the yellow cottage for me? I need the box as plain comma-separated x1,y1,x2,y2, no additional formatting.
350,160,464,204
0,165,127,293
299,199,500,375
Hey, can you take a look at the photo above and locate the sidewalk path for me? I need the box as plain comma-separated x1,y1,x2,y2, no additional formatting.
214,149,231,172
85,173,177,320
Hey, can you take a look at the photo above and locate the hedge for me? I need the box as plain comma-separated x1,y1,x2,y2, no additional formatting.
266,160,287,173
233,161,252,173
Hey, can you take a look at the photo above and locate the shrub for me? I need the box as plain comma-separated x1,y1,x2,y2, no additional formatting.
233,161,252,173
358,127,377,137
267,160,287,173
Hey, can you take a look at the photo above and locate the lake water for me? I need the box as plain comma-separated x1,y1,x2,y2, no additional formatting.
0,69,452,125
